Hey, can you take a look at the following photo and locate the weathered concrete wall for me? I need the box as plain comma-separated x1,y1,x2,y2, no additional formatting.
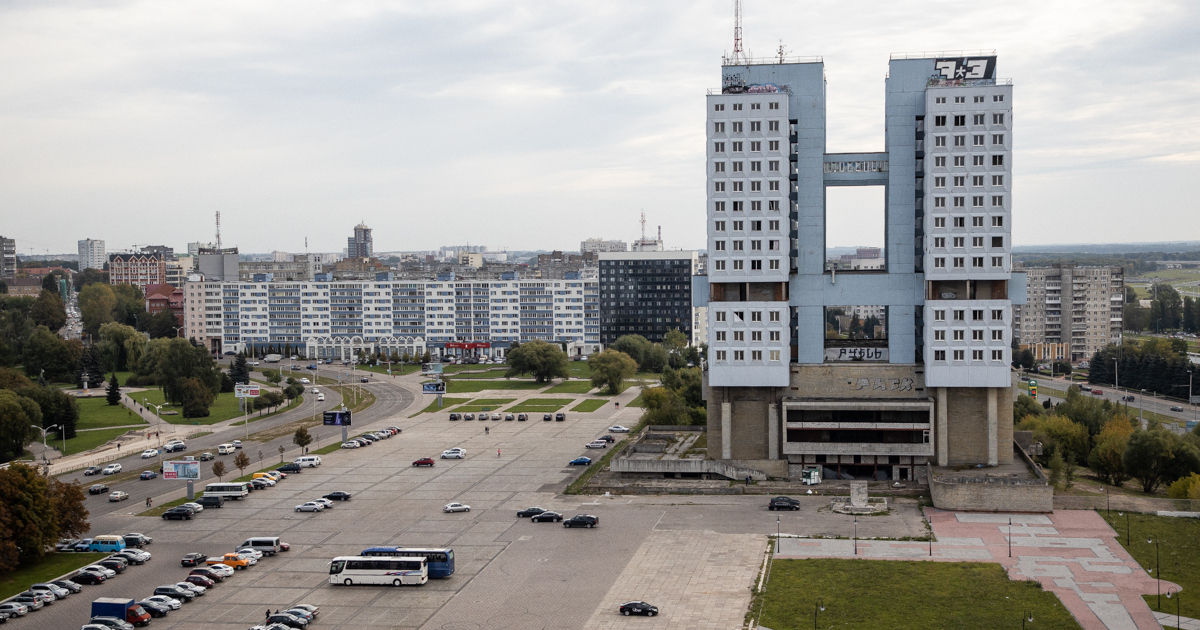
788,364,928,399
707,386,778,461
926,463,1053,513
610,457,788,479
944,387,1014,465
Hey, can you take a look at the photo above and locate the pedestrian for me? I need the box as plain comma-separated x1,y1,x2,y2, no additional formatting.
497,448,501,458
266,609,271,621
117,443,121,451
745,475,751,486
146,497,152,507
615,401,619,408
485,426,489,435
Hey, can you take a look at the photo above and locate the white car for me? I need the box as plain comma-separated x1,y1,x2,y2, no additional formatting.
123,549,152,561
311,387,320,393
176,581,206,595
140,449,159,459
317,394,325,402
234,552,258,565
443,502,471,513
231,440,243,449
340,441,360,449
585,440,608,449
181,502,204,513
102,463,122,475
299,377,310,384
295,502,324,512
608,425,630,433
312,498,334,509
440,449,466,459
144,595,181,610
205,564,234,578
83,565,116,578
234,547,263,560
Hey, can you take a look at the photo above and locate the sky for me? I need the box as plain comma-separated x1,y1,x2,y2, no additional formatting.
2,0,1198,256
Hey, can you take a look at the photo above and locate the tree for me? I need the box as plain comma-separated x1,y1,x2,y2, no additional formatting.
76,345,104,388
233,451,251,477
1047,451,1065,489
1123,427,1200,493
277,445,286,462
1013,394,1043,423
78,283,117,336
504,340,569,383
293,427,313,450
97,323,146,373
1088,416,1136,486
1052,361,1072,376
589,350,638,395
142,338,220,405
610,335,652,367
47,477,89,540
641,344,669,373
40,273,58,293
862,315,881,339
72,268,107,292
211,460,226,481
229,355,250,385
0,390,41,462
15,385,79,440
1015,414,1089,465
219,372,234,393
105,371,121,406
1167,473,1200,500
0,463,56,568
22,326,75,383
31,290,66,332
177,377,214,419
141,308,180,339
639,386,692,425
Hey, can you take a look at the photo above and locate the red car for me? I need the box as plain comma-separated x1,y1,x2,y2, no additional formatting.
185,574,215,588
189,568,225,582
412,458,435,467
279,541,291,552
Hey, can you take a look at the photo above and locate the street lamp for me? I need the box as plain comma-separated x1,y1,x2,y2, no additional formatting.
1167,588,1180,630
813,598,825,630
1117,511,1129,543
1147,534,1162,609
1022,610,1033,629
31,424,60,463
172,325,183,339
853,516,858,556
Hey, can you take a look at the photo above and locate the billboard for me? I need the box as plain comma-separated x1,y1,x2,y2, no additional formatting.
422,382,447,394
323,410,352,426
163,460,200,480
235,383,261,398
933,56,997,81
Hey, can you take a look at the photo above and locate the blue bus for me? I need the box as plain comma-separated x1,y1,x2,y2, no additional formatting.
361,547,455,578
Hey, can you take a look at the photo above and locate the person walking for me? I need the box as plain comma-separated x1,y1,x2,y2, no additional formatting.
485,426,489,435
146,497,152,507
266,610,271,621
497,448,501,458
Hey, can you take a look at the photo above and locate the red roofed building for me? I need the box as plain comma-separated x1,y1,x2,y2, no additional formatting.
145,283,184,324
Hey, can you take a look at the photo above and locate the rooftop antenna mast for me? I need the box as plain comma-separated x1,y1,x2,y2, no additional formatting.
777,40,789,63
732,0,745,64
640,211,647,242
215,211,222,250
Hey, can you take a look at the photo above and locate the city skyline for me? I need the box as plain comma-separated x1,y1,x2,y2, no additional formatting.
2,0,1197,254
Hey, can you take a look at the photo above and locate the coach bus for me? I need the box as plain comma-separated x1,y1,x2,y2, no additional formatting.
360,547,455,578
328,556,428,586
202,482,250,499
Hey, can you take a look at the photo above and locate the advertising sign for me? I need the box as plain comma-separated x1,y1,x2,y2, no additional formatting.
422,382,447,394
235,383,261,398
824,348,889,362
323,410,352,426
422,363,444,374
932,56,997,81
163,460,200,480
445,342,491,349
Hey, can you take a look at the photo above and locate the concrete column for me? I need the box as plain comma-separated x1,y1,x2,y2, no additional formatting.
721,402,732,460
936,387,948,466
768,403,779,460
987,387,998,467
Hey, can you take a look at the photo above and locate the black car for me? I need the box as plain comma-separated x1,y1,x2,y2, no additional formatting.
278,463,302,473
563,514,599,528
162,507,195,521
323,491,352,501
268,613,309,628
138,600,170,618
449,413,461,421
250,479,271,490
112,552,145,565
122,534,150,548
98,559,127,573
188,567,224,582
595,435,615,443
51,580,83,594
516,507,546,518
196,495,225,508
555,412,565,421
181,553,207,567
71,571,104,585
83,466,102,476
163,443,187,453
543,414,552,421
517,413,528,421
768,496,801,511
531,511,563,523
88,484,109,495
463,414,475,421
1121,395,1136,402
153,585,193,601
619,601,659,616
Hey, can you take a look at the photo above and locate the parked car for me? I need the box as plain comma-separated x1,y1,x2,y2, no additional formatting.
584,440,607,449
188,567,225,583
143,595,180,610
102,463,122,475
83,466,102,476
569,457,592,466
153,585,194,602
137,600,170,618
464,413,475,421
70,571,104,585
490,413,501,421
311,498,333,509
10,595,43,611
555,412,566,421
530,511,563,523
449,413,461,421
108,491,129,502
87,619,134,630
139,471,157,480
56,538,79,551
88,484,109,495
162,507,195,520
323,491,352,501
595,435,615,443
97,558,128,573
412,457,435,467
181,552,208,567
175,581,206,596
440,449,466,459
503,413,514,421
140,449,159,459
516,507,546,517
563,514,599,528
72,538,95,552
185,574,215,589
267,612,309,628
112,551,145,565
768,496,801,511
206,553,250,570
443,502,470,513
608,425,630,433
543,414,552,421
619,601,659,616
250,479,272,490
278,462,302,473
517,413,528,421
81,564,115,578
50,580,83,594
30,583,69,599
196,495,225,509
180,502,204,513
295,502,325,513
340,441,361,449
124,532,152,546
0,604,28,617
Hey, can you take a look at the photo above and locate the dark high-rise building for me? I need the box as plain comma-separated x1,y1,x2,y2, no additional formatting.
598,251,699,344
347,223,373,258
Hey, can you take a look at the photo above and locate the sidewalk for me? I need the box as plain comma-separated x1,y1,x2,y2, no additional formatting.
1155,612,1199,630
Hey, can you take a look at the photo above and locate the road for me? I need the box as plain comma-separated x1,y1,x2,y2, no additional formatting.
1015,372,1200,428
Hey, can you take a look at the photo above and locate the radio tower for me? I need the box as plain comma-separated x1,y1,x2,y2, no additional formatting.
732,0,745,64
215,211,222,250
640,211,647,242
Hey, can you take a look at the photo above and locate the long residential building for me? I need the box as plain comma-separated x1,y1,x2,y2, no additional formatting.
184,272,601,359
108,252,166,293
1012,264,1123,362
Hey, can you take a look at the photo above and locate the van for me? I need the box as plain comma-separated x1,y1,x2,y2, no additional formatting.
218,444,236,455
294,456,321,468
252,472,275,481
237,536,282,556
88,535,127,553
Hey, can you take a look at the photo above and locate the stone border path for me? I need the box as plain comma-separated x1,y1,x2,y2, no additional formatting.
775,509,1174,630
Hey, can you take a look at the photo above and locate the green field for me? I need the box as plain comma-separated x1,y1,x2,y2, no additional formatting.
229,394,304,426
626,394,645,408
0,552,110,600
77,397,149,430
355,363,421,376
544,380,597,394
1101,511,1200,618
312,442,343,455
506,398,573,412
136,388,249,425
455,398,516,412
570,399,609,413
417,397,472,414
757,559,1081,630
444,380,547,393
60,427,134,456
447,369,512,379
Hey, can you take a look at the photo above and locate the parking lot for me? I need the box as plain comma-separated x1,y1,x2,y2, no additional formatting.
29,385,928,630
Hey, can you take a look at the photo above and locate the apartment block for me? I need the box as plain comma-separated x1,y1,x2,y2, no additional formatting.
108,252,166,293
78,239,106,271
581,238,628,253
1013,264,1123,361
0,236,15,278
598,251,699,345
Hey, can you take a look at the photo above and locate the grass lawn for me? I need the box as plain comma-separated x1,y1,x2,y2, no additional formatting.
566,362,593,379
544,380,596,394
444,380,547,393
417,398,472,414
229,395,304,426
448,369,513,379
506,398,573,412
356,363,421,376
137,389,248,425
455,398,516,412
312,442,343,455
0,552,110,600
571,399,609,413
626,394,645,408
1101,511,1200,618
60,427,133,456
76,397,149,430
758,559,1081,630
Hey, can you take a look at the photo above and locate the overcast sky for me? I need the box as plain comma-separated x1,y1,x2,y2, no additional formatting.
2,0,1198,256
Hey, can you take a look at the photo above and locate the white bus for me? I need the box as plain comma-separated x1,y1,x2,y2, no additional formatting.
203,482,250,499
328,556,428,586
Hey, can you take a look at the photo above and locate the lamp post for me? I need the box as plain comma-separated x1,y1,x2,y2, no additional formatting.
1167,588,1180,630
853,517,858,556
1140,389,1145,423
1008,517,1012,558
1022,610,1033,629
1147,533,1161,610
1118,511,1129,543
31,424,60,464
813,598,825,630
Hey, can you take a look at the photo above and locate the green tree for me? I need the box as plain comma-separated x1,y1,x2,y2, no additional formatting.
1016,414,1089,465
0,390,41,462
610,335,652,367
78,282,117,336
141,308,180,339
48,477,90,540
293,427,313,450
31,290,66,332
22,326,75,382
1046,451,1065,489
641,344,669,373
504,340,569,383
588,349,637,394
75,345,104,389
96,322,146,372
0,463,56,569
109,284,145,328
639,386,691,425
40,274,57,293
16,385,79,440
177,377,214,419
1167,473,1200,500
862,315,881,339
1088,416,1136,486
1052,361,1072,375
1013,394,1043,423
142,337,220,404
229,355,250,385
105,371,121,406
1123,427,1200,493
71,268,107,292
